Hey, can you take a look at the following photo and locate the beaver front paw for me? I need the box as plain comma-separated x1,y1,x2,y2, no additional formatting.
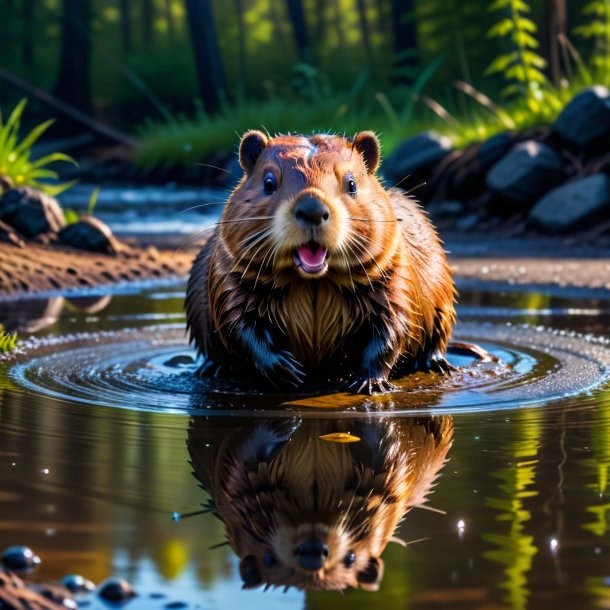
347,376,399,395
257,350,306,388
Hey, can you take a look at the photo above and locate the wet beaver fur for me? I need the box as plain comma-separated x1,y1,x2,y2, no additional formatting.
186,131,456,394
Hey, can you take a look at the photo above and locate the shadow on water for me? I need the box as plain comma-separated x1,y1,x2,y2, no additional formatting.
1,284,610,609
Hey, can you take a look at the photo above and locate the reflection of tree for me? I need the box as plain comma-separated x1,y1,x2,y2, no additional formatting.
483,411,541,610
581,394,610,538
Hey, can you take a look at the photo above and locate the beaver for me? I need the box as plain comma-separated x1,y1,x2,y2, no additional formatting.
186,131,456,394
188,415,453,591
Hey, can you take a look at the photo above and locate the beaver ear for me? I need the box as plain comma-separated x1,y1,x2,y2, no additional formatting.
240,130,269,174
353,131,381,174
357,556,384,592
239,555,262,589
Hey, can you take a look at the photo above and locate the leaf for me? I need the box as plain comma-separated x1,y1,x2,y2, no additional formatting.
13,119,55,157
63,208,80,225
487,19,515,38
31,152,78,169
485,52,517,75
87,186,100,216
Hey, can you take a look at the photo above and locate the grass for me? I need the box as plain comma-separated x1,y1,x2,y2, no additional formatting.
0,325,17,354
135,61,609,170
0,99,78,196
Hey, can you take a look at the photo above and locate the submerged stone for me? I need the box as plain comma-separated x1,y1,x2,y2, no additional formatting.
1,545,41,573
486,141,564,210
98,577,136,602
552,86,610,148
529,174,610,233
61,574,96,594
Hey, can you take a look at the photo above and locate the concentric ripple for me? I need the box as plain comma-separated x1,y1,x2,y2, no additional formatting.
5,322,610,417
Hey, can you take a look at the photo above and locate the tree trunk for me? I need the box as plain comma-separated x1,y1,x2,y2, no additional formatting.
119,0,132,52
332,0,347,48
165,0,175,43
390,0,417,84
356,0,373,64
234,0,246,103
184,0,228,115
314,0,326,44
142,0,154,46
543,0,567,85
54,0,92,114
21,0,34,67
285,0,313,63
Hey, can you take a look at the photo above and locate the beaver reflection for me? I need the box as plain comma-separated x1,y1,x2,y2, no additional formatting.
187,415,453,592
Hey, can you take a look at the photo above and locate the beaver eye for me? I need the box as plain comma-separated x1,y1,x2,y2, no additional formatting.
344,552,356,568
263,553,277,568
263,172,277,194
346,174,357,195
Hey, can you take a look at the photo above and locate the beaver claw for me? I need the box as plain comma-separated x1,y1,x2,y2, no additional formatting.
258,350,306,388
347,376,399,395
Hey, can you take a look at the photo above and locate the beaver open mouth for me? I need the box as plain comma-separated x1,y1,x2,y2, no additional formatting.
294,240,329,275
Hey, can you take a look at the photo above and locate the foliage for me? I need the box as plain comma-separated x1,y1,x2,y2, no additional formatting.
574,1,610,79
0,325,17,354
0,100,77,196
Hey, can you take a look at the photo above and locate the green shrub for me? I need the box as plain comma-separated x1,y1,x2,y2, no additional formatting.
0,99,77,196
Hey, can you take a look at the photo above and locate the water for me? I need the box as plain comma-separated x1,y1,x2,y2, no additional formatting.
1,284,610,609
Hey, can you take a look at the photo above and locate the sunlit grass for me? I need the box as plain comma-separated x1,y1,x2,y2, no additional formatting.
0,325,17,354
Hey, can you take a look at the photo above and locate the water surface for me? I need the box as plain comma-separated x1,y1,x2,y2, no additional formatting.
1,285,610,609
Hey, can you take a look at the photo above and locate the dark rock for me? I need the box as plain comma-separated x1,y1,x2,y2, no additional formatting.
0,187,66,238
552,86,610,149
455,213,480,231
58,216,119,255
1,546,41,573
0,175,14,194
475,132,515,171
60,574,96,594
164,354,196,368
486,141,564,210
434,200,465,218
528,174,610,233
0,220,25,248
382,131,452,188
98,577,136,602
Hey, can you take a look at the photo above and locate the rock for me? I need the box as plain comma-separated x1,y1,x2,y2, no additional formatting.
382,131,452,187
0,187,66,238
1,546,41,573
58,215,119,255
0,220,25,248
474,132,514,171
486,141,564,210
552,86,610,148
455,212,480,231
98,578,136,602
433,200,465,218
0,175,14,194
60,574,96,594
528,174,610,233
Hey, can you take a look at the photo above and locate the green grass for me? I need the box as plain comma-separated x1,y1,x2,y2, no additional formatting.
0,99,78,196
135,65,609,170
0,325,17,354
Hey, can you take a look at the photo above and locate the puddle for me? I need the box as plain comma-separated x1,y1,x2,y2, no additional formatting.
1,284,610,609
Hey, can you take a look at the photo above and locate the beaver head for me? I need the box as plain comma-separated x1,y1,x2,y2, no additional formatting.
188,416,454,591
220,131,399,287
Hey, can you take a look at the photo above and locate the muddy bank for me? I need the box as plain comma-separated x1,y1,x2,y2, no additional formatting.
0,240,193,297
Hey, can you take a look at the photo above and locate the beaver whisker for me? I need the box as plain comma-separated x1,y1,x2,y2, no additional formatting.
336,244,356,291
348,232,390,281
214,216,276,225
231,228,274,276
342,238,374,291
174,226,215,256
179,201,226,214
239,235,274,281
347,217,401,223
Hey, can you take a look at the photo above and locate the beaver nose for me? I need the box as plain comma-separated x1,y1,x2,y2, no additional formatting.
295,197,330,228
295,541,329,571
